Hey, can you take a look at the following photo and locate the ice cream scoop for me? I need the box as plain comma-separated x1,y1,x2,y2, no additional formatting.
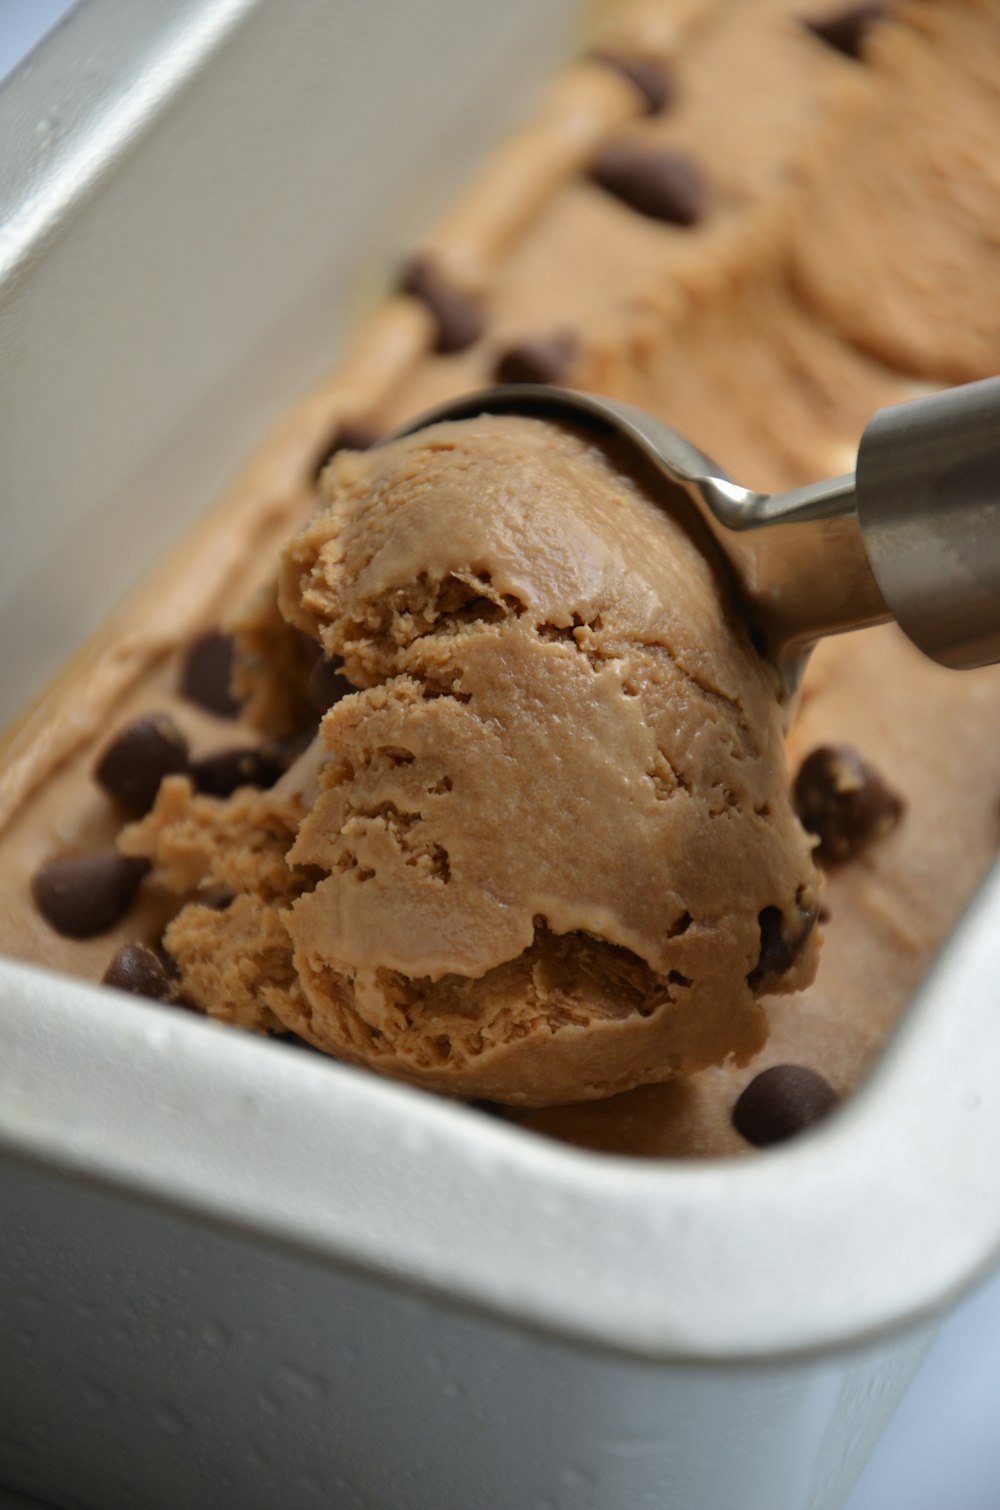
389,377,1000,693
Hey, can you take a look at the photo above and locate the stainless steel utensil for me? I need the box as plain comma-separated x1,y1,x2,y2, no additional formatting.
391,377,1000,691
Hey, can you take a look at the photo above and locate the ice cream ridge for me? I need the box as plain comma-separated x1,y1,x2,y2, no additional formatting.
120,416,820,1104
3,0,1000,1153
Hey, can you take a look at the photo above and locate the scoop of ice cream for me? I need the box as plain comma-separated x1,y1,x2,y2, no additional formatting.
122,415,819,1103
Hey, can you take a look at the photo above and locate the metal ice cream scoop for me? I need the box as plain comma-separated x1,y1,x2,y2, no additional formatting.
389,377,1000,694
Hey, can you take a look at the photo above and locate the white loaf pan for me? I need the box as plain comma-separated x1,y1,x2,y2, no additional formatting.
2,4,1000,1508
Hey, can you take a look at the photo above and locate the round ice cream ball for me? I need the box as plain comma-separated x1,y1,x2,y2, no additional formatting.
127,416,820,1105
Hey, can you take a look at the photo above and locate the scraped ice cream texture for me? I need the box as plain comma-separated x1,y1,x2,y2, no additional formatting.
120,416,819,1104
3,0,1000,1147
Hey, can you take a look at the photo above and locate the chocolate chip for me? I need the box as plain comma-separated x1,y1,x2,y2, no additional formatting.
308,655,355,715
589,143,707,225
732,1065,839,1148
93,714,190,816
747,899,817,987
32,855,150,939
793,745,904,864
179,630,242,719
589,51,675,114
400,254,485,354
192,747,285,798
803,3,889,60
312,420,382,483
494,331,579,386
102,942,173,1001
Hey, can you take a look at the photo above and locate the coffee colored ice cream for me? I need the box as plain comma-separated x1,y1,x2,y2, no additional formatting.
120,416,818,1104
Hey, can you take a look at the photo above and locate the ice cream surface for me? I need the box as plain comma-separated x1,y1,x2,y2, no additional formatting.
122,416,818,1104
2,0,999,1150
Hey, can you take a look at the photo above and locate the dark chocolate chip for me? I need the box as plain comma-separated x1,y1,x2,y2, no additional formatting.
400,254,486,354
494,331,579,386
803,3,889,60
179,630,242,719
32,854,150,939
589,50,675,114
312,420,382,483
793,744,904,864
308,655,355,715
732,1065,839,1148
93,714,190,816
747,898,817,987
192,747,285,798
102,942,173,1001
589,142,707,225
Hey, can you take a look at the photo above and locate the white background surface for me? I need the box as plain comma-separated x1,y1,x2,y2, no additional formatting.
1,4,999,1509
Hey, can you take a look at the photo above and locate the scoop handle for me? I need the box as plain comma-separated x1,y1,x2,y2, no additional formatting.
856,376,1000,670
